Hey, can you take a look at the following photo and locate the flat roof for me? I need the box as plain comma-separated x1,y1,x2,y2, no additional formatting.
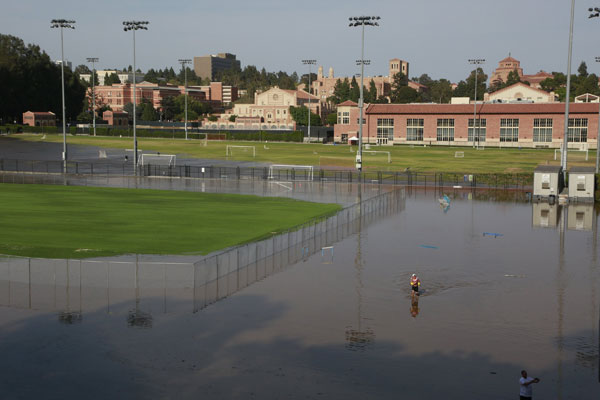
534,165,562,173
569,166,596,174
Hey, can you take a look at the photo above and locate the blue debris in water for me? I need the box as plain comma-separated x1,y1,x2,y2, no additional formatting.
419,244,439,249
483,232,503,238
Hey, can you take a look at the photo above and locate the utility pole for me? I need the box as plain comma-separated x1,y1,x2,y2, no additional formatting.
86,57,99,136
179,59,192,140
51,19,76,173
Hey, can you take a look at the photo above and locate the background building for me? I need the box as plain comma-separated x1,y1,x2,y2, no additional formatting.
484,82,556,103
217,87,319,130
333,102,598,148
90,82,207,112
80,70,144,86
310,58,421,104
193,53,240,81
489,55,554,89
22,111,56,126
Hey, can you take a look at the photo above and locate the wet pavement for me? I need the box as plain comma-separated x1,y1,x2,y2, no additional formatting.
0,188,598,399
0,136,268,168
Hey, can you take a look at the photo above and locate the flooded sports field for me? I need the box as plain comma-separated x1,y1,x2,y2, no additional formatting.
0,185,598,399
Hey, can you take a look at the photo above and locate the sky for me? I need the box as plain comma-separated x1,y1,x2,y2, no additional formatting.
3,0,600,83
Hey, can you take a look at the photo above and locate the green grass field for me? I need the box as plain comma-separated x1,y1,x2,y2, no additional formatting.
15,134,597,173
0,183,341,259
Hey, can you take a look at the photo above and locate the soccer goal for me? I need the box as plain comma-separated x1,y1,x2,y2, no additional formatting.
268,164,314,181
139,153,176,167
454,151,465,158
363,150,392,163
554,146,589,161
226,145,256,157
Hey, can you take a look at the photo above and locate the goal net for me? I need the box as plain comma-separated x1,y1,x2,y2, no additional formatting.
226,145,256,157
363,150,392,163
268,164,314,181
139,153,176,167
454,151,465,158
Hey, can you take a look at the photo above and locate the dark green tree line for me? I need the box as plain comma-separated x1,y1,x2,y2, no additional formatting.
0,34,86,124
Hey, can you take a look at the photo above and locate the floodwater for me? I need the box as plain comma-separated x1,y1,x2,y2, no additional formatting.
0,187,598,399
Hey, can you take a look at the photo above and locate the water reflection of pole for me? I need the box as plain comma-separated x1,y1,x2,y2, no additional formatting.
557,205,567,399
345,182,375,350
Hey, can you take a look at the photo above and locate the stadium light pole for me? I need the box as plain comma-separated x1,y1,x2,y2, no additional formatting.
86,57,99,136
302,59,316,142
178,59,191,140
123,20,149,172
350,16,380,171
595,56,600,173
468,59,485,149
51,19,75,173
560,0,576,180
590,8,600,172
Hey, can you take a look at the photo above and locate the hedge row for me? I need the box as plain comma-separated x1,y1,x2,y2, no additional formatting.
225,131,303,142
1,125,304,142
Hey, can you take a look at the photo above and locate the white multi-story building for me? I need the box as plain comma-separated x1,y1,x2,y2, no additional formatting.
80,70,144,86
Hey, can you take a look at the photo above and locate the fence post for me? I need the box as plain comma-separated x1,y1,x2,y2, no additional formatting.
236,166,241,180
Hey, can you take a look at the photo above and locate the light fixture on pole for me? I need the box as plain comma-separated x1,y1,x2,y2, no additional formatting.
349,16,380,171
590,8,600,173
51,19,76,173
178,59,191,140
86,57,99,137
468,59,485,149
560,0,576,180
301,59,317,143
123,20,149,172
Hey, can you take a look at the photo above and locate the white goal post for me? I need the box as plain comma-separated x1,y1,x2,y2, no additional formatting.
454,151,465,158
139,154,176,167
362,150,392,163
226,145,256,157
554,146,589,161
268,164,314,181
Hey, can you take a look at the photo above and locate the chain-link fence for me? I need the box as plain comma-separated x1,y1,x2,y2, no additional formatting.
0,188,405,317
0,158,533,189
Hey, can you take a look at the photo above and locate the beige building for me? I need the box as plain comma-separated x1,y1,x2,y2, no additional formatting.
489,56,553,89
211,87,319,130
80,70,144,86
309,58,419,104
484,82,556,103
193,53,240,81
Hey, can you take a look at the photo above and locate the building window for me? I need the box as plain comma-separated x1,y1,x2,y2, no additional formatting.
533,118,552,142
436,118,454,141
341,111,350,124
500,118,519,142
406,118,424,141
468,118,487,142
356,118,366,124
377,118,394,144
568,118,588,142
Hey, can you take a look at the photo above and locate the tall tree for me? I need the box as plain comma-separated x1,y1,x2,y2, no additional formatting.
349,76,360,102
0,34,86,124
578,61,588,78
453,68,487,100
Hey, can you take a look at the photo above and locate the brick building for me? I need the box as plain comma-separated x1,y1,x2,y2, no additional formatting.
102,110,129,126
333,102,598,148
195,82,238,105
489,56,554,89
90,82,208,112
22,111,56,127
